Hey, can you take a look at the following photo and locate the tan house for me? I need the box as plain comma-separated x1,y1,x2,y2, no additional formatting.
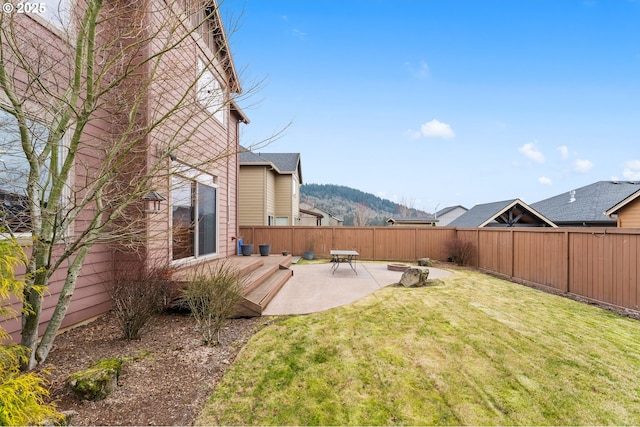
605,189,640,227
239,150,302,226
299,202,343,226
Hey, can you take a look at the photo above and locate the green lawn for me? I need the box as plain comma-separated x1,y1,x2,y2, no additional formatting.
197,269,640,426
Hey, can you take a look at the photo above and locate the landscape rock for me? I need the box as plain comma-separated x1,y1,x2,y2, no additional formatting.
67,358,122,401
417,258,434,267
399,267,430,287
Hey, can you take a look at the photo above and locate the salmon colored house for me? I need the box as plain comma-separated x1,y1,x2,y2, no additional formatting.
0,1,248,340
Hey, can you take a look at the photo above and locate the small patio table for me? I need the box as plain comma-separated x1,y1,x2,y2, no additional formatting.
330,250,359,275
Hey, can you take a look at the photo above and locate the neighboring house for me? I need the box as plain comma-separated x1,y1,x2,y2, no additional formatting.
435,205,468,226
450,199,557,228
604,190,640,227
299,202,343,226
532,181,640,227
386,216,438,226
1,2,247,339
238,149,303,226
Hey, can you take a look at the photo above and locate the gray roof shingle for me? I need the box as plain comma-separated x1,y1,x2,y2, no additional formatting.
239,150,302,182
449,199,555,228
449,200,518,227
436,205,468,217
531,181,640,225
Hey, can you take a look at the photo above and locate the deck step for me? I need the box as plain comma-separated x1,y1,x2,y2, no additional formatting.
169,254,293,317
235,268,293,317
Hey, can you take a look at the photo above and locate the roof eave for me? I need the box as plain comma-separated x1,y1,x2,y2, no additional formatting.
479,199,557,228
205,1,242,94
231,99,250,124
604,189,640,217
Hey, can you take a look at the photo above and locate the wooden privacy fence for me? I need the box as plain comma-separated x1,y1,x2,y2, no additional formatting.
239,226,457,262
240,226,640,313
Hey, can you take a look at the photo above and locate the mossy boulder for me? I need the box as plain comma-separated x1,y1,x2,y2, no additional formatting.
417,258,434,267
67,358,123,401
399,267,430,287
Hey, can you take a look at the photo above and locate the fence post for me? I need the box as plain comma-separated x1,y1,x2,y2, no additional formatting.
510,229,515,279
564,230,570,293
475,229,480,268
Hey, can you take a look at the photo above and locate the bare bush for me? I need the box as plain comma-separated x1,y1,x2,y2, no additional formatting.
182,262,245,345
445,238,475,266
108,266,176,340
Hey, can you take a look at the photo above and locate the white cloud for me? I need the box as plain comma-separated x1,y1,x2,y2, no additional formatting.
404,60,429,79
623,160,640,180
403,129,422,140
518,142,545,163
420,119,455,139
291,29,306,40
557,145,569,159
573,159,594,173
539,176,553,185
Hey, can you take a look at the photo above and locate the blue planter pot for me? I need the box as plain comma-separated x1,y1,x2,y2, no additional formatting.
241,244,253,256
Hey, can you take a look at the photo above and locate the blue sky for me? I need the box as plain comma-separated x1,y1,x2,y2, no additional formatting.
223,0,640,212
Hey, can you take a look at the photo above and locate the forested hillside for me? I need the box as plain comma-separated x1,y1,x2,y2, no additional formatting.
300,183,429,226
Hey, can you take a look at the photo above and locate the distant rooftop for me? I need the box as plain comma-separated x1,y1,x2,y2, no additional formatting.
532,181,640,225
239,148,303,183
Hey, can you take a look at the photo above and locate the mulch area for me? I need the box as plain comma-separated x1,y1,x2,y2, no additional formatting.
39,311,272,425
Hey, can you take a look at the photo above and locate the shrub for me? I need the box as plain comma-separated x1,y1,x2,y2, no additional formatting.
182,262,246,345
445,237,475,266
108,264,176,340
0,235,63,425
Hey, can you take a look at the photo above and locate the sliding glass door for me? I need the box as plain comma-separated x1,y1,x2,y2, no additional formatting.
172,175,217,260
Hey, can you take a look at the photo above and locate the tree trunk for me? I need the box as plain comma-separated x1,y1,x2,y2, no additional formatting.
20,285,44,370
34,248,88,368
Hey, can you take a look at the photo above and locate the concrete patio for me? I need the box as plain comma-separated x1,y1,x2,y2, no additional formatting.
262,261,453,316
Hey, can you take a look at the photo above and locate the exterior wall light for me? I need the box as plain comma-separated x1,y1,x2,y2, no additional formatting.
143,191,166,214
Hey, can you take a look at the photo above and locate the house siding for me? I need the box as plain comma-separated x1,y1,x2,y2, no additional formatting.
275,175,294,225
2,1,244,342
292,175,300,224
239,166,267,225
618,199,640,227
146,4,241,261
437,207,468,226
266,170,276,223
2,14,119,341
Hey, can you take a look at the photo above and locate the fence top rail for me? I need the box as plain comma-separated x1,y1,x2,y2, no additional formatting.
240,225,640,236
453,227,640,235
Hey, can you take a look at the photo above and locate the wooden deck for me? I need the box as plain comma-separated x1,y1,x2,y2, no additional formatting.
172,254,293,317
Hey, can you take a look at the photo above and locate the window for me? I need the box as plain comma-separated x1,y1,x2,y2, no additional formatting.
0,108,68,233
196,58,225,124
41,0,71,28
171,170,218,261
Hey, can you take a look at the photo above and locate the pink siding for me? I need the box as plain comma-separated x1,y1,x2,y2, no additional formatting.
2,2,243,342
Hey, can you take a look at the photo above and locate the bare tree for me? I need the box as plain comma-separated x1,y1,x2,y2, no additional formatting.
0,0,266,369
396,197,416,217
353,202,371,226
